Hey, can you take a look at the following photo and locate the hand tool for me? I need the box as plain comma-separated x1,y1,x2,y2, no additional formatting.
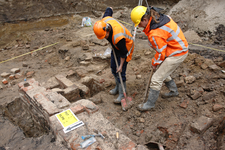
81,132,105,140
112,49,133,111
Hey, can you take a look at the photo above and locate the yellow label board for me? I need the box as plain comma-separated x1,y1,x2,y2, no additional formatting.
56,109,79,128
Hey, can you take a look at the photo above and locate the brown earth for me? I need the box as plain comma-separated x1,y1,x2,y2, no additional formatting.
0,3,225,150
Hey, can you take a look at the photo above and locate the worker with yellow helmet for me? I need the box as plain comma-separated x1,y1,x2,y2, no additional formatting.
131,6,189,111
93,7,134,104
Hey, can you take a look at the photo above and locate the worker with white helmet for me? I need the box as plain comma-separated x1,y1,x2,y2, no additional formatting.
130,6,189,111
93,7,134,104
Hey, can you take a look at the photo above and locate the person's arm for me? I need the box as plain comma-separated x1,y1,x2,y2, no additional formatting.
149,36,167,71
103,7,113,18
115,38,128,73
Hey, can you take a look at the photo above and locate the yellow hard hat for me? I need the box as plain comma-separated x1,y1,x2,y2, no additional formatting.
93,20,107,39
130,6,147,27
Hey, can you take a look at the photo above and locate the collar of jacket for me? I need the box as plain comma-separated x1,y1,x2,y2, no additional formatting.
143,14,170,33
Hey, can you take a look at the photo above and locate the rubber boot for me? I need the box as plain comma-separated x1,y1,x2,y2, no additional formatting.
109,76,119,95
137,88,160,111
113,81,126,104
161,79,179,98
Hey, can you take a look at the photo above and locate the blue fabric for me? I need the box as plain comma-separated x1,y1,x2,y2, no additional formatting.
103,7,113,18
111,51,128,83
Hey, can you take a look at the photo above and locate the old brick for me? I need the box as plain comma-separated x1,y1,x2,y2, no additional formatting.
43,77,60,89
2,79,8,84
26,71,35,78
74,82,90,98
63,85,80,102
33,92,59,116
119,141,136,150
15,73,22,79
44,91,70,109
67,70,76,77
191,91,202,100
212,104,224,112
11,68,20,74
70,104,85,115
176,80,184,87
55,74,74,88
9,75,15,80
1,72,10,78
179,100,189,109
75,69,88,78
190,116,213,134
76,100,99,114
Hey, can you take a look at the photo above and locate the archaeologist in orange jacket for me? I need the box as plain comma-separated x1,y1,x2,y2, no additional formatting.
130,6,188,111
93,7,134,103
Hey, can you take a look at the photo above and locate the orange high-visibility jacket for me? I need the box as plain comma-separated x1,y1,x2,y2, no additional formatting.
102,16,134,62
143,16,188,66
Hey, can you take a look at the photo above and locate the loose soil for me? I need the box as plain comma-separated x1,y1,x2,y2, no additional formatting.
0,6,225,150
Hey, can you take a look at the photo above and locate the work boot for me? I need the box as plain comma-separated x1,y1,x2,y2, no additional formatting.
137,88,160,111
109,76,119,95
161,79,179,98
113,81,126,104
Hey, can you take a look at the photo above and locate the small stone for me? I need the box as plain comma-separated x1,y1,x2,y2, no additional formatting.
1,72,10,78
2,79,8,84
80,61,90,66
136,75,142,79
11,68,20,74
64,56,70,61
176,80,184,87
201,63,208,70
135,110,141,117
191,91,202,100
25,44,30,49
9,75,15,80
66,70,76,77
209,64,222,71
185,76,196,84
139,118,145,123
180,100,189,109
212,104,224,112
26,71,35,78
22,62,28,67
82,45,89,50
144,51,151,55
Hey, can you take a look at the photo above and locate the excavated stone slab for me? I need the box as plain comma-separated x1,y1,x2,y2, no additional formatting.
190,116,213,134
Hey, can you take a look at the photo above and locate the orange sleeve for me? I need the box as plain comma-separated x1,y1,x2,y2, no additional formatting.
148,36,167,66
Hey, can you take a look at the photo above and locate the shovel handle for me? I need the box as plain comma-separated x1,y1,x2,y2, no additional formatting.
112,49,126,96
143,68,154,103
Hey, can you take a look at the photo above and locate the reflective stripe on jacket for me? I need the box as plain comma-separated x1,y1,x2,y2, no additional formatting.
102,16,134,62
143,16,188,66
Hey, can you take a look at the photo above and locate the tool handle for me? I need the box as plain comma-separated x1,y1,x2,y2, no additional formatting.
81,135,94,140
143,69,154,103
112,49,126,96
